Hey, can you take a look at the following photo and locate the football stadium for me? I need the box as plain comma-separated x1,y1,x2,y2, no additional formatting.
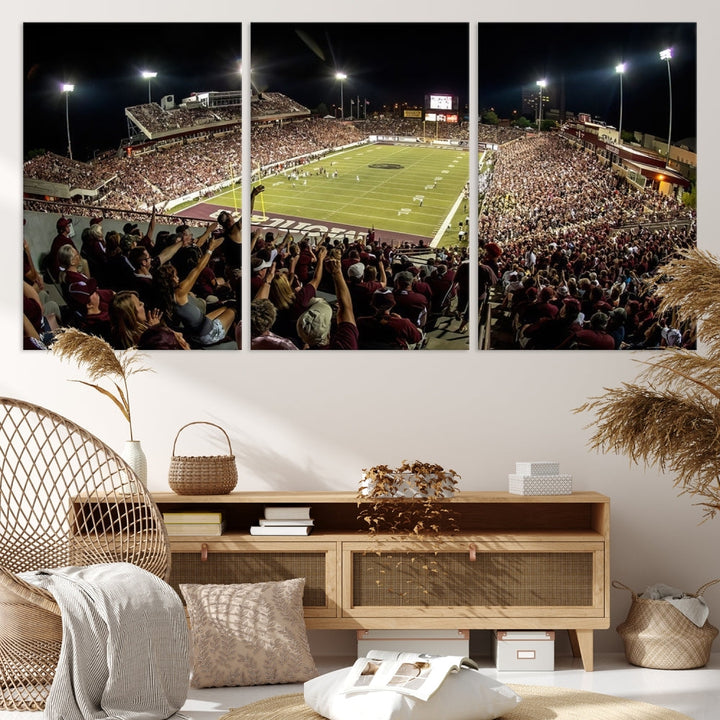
23,94,471,351
23,22,696,353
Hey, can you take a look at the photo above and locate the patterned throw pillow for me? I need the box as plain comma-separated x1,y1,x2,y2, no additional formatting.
180,578,317,688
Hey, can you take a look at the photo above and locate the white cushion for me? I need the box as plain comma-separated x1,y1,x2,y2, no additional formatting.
304,665,521,720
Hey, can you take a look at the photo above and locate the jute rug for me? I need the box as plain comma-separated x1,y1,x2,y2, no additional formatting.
220,684,692,720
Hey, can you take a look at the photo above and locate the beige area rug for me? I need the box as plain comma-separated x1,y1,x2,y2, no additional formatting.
220,684,692,720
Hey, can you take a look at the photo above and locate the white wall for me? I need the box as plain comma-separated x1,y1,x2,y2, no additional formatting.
9,1,720,656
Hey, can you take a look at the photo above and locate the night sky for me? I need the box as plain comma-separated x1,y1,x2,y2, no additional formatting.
23,23,242,162
478,22,696,141
23,21,695,163
250,23,469,115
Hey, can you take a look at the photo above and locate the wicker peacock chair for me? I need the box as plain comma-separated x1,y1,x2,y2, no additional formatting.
0,397,171,711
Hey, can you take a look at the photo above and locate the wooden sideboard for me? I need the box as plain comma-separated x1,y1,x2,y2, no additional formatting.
146,490,609,671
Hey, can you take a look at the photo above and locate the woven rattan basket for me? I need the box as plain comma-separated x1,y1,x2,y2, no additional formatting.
614,579,719,669
168,421,238,495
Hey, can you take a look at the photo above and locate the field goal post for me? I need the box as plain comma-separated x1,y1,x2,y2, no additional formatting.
252,162,269,222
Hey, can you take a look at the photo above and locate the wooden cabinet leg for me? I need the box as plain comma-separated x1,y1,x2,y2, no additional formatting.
568,629,594,671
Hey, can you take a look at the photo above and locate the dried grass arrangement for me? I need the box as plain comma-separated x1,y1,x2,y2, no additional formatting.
357,461,461,536
51,328,151,442
577,247,720,520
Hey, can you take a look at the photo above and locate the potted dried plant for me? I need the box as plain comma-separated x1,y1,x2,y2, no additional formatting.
51,327,152,484
577,247,720,520
356,461,462,603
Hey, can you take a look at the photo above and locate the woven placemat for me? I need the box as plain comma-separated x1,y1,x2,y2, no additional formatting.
220,684,692,720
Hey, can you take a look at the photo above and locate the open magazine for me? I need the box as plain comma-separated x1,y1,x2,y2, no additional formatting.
339,649,479,702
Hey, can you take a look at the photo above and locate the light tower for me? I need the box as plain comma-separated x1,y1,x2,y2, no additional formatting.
62,84,75,160
659,48,673,164
336,72,347,119
536,79,546,132
615,63,625,144
142,71,157,103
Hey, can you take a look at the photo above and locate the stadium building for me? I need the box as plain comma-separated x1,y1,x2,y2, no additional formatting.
560,118,692,199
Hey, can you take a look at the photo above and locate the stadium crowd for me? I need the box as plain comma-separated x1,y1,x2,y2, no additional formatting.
23,88,696,353
24,112,474,221
23,206,469,351
478,133,696,350
247,227,469,350
23,207,246,351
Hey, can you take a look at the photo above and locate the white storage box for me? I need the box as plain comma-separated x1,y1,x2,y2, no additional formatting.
508,474,573,495
515,462,560,476
357,629,469,658
493,631,555,671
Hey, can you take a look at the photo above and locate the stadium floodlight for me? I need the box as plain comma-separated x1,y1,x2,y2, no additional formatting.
536,79,546,132
62,84,75,160
336,72,347,119
659,49,673,165
142,71,157,103
615,63,625,145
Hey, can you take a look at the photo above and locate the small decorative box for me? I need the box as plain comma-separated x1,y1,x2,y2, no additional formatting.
493,631,555,672
508,474,573,495
515,461,561,476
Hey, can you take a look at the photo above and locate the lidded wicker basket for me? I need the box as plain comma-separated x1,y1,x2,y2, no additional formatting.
614,579,719,669
168,421,238,495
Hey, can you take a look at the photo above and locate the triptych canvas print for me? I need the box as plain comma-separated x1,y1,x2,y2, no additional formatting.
22,22,696,351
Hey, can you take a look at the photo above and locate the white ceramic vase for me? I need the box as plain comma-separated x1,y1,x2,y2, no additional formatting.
121,440,147,487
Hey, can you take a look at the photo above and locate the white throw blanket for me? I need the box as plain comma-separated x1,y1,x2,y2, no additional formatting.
20,562,189,720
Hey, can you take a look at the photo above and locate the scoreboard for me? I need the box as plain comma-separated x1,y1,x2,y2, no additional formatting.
424,93,459,123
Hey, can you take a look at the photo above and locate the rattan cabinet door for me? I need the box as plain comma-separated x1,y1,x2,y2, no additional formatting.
342,540,606,622
168,540,338,617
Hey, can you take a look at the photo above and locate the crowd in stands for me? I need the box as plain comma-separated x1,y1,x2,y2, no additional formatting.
248,226,469,350
126,102,240,134
23,91,697,354
23,153,116,191
22,203,468,351
23,115,477,220
250,119,366,169
251,92,311,118
24,117,369,217
478,133,696,350
23,207,244,351
477,124,527,145
124,92,307,136
352,117,470,141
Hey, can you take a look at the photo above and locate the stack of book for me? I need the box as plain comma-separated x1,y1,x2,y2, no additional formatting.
163,510,225,536
508,461,573,496
250,506,314,535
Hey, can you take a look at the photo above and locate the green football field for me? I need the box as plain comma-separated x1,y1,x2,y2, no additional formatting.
209,143,470,245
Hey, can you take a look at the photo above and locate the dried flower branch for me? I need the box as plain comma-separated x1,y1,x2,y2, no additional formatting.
51,328,152,441
577,247,720,521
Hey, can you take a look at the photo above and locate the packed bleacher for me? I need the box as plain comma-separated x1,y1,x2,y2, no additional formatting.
478,133,696,350
250,120,366,168
248,228,469,350
23,114,481,219
124,92,307,136
126,102,240,134
250,92,311,118
23,153,116,190
23,208,246,351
